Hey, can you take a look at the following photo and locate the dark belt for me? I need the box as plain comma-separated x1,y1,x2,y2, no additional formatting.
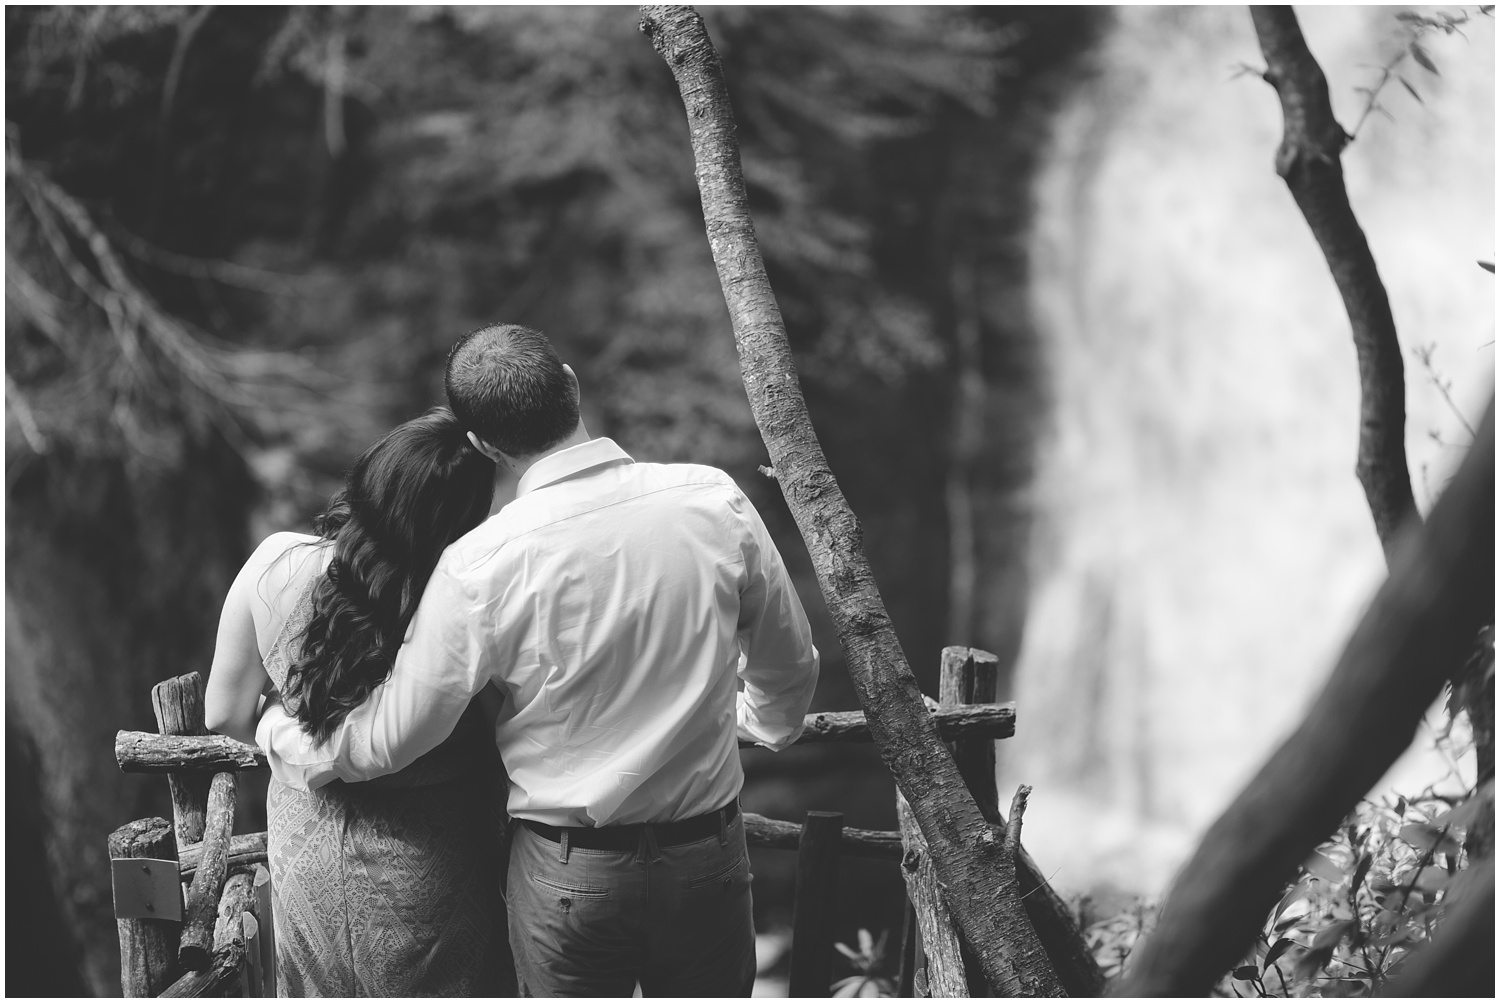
522,800,740,851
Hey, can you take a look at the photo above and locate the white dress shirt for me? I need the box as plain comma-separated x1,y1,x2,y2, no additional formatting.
257,437,819,826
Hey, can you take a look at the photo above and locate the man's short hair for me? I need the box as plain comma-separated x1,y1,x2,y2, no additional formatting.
444,324,580,458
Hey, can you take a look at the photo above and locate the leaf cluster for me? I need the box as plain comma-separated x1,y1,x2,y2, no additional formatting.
1349,6,1482,139
1215,787,1487,998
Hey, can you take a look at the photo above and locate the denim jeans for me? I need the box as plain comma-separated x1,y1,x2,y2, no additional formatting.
505,810,756,997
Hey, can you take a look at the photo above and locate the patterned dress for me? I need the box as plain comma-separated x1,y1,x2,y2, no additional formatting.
263,579,512,997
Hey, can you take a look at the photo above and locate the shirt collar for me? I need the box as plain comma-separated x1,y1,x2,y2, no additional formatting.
515,438,634,498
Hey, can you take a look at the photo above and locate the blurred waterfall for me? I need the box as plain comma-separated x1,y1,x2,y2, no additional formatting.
1005,6,1494,896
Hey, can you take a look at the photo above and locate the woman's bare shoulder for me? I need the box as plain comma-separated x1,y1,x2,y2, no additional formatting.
245,531,327,596
246,531,324,571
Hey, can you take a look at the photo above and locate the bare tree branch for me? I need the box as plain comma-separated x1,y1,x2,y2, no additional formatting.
1251,6,1419,564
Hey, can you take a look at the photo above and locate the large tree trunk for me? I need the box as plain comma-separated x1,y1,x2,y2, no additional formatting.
1114,400,1494,996
1250,5,1418,562
639,6,1081,996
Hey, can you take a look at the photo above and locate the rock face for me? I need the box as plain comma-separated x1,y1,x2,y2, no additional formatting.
1006,5,1494,895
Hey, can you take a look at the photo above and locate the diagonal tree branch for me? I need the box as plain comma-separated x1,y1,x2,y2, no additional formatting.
1251,5,1419,564
1114,399,1494,996
638,6,1088,996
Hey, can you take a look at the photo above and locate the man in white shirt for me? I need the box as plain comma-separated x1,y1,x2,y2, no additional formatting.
257,323,820,996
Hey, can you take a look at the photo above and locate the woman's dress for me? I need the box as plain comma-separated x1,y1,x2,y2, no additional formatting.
262,572,510,997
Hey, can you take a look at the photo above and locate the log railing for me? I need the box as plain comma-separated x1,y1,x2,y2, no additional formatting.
111,658,1030,997
115,703,1015,774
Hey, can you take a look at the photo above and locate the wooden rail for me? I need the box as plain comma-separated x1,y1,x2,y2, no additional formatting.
179,833,269,880
116,703,1015,773
112,663,1043,997
116,732,266,774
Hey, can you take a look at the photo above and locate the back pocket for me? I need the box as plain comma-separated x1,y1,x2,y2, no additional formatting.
684,852,746,889
529,872,611,898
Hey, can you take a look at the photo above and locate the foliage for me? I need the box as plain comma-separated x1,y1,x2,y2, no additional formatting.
1212,784,1486,998
1084,896,1159,982
1349,5,1488,139
832,927,898,998
1087,776,1486,998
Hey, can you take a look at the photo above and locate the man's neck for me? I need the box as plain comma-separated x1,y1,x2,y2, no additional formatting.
502,423,592,482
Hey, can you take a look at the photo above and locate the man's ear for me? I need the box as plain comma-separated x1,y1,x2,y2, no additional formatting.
561,363,580,404
466,431,508,465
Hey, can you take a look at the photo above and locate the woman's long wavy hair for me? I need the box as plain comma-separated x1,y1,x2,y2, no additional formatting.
284,407,495,744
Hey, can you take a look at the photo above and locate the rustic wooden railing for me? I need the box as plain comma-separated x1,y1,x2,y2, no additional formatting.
115,704,1015,774
110,648,1017,997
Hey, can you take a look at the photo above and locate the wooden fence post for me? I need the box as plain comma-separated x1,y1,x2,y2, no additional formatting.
940,647,1000,824
891,647,1002,997
109,817,180,996
788,810,844,997
897,646,1007,995
152,673,212,849
936,646,1106,996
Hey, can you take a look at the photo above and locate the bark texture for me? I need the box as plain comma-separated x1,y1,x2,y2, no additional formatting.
178,832,268,880
177,771,236,971
639,7,1077,994
152,674,212,847
942,649,1099,995
211,871,255,956
157,943,247,999
1251,5,1418,562
1114,400,1494,996
896,792,970,998
743,704,1016,748
116,731,266,773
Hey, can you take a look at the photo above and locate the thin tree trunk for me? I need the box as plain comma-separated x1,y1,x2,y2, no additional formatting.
638,7,1072,996
1114,400,1494,996
1250,5,1418,562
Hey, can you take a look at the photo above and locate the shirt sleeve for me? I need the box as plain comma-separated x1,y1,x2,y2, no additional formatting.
729,487,820,751
256,558,491,789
